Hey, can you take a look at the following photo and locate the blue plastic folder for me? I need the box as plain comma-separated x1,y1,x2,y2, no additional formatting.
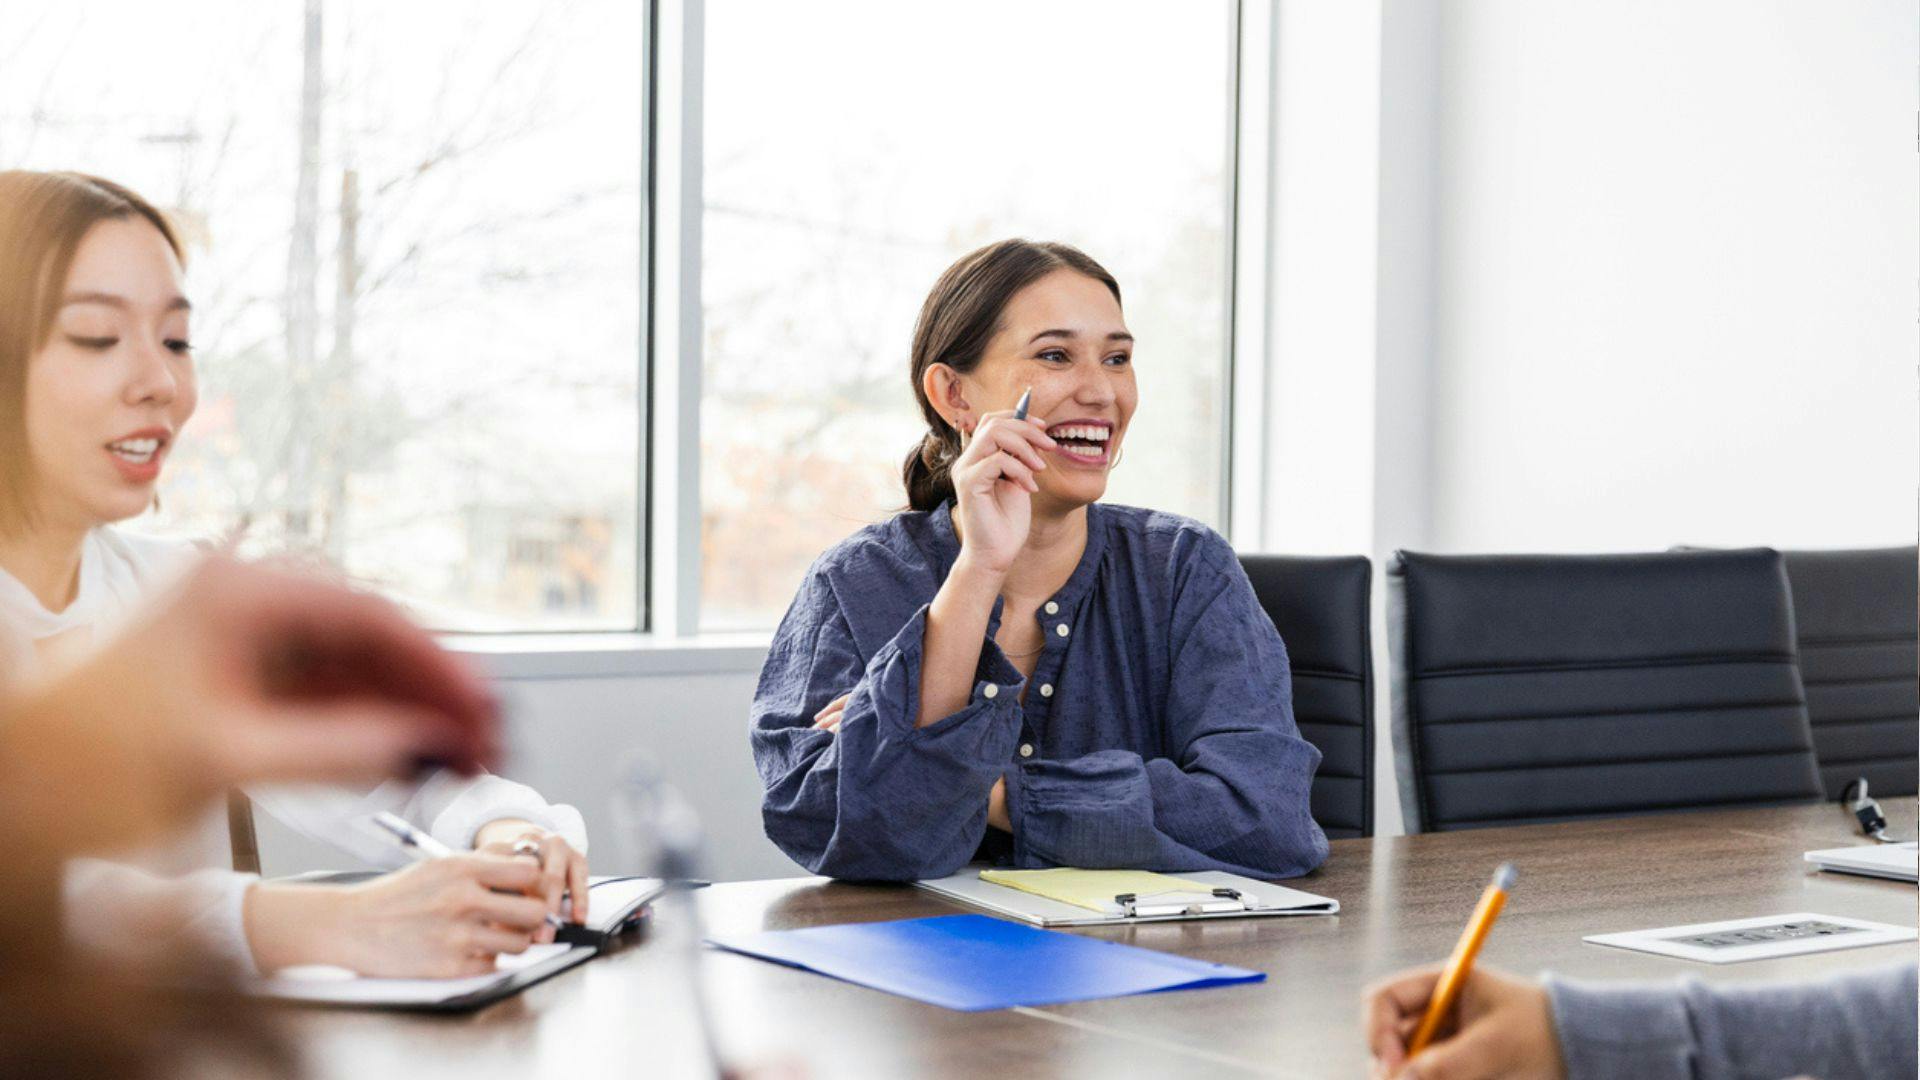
705,914,1264,1011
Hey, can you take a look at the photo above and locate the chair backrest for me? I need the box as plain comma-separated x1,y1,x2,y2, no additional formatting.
1782,547,1918,798
1387,548,1822,833
1239,555,1374,838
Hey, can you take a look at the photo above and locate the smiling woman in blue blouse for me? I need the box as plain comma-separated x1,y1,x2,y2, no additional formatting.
750,239,1328,882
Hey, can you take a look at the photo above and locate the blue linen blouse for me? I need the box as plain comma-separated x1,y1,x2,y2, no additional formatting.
749,500,1329,882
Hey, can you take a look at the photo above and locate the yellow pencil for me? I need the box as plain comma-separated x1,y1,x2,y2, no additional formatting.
1407,862,1518,1056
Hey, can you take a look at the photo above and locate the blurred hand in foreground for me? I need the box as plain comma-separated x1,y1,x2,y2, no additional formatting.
0,555,501,856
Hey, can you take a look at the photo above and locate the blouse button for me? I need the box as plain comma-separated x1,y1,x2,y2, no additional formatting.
1055,623,1070,638
983,683,999,700
1019,743,1034,758
1044,601,1059,615
1039,683,1054,698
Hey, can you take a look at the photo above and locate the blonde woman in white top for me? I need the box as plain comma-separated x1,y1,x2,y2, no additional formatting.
0,169,592,978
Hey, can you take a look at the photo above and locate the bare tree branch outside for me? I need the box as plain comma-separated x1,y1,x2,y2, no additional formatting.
1,0,1234,634
0,0,644,631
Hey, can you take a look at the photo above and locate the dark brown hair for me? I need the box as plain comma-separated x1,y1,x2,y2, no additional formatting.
0,171,185,533
902,239,1121,512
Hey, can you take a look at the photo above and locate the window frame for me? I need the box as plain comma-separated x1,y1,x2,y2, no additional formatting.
450,0,1277,670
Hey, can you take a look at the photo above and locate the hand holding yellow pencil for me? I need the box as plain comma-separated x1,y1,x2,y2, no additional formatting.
1363,863,1569,1080
1409,862,1518,1054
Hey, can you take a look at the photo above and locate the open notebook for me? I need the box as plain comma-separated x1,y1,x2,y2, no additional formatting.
252,875,663,1010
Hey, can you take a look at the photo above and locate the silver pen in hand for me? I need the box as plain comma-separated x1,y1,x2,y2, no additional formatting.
370,811,564,930
1013,385,1032,421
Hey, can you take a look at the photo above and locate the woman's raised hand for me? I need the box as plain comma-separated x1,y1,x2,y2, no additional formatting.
950,411,1057,574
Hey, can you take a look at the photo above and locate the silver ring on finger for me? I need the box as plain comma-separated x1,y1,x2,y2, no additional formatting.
511,837,543,860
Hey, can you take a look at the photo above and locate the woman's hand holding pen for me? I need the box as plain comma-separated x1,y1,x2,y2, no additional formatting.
951,407,1057,575
910,394,1055,731
245,854,551,978
1363,965,1565,1080
476,819,590,943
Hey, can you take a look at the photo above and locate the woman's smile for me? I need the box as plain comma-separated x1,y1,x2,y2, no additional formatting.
104,425,171,483
1044,418,1114,467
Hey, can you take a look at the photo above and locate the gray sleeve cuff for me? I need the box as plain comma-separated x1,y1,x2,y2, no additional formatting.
1544,974,1697,1080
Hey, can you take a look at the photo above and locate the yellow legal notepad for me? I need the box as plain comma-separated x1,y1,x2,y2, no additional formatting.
978,868,1218,914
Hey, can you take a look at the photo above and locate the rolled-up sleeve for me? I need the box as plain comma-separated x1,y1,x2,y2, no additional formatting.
751,569,1024,880
1004,549,1328,879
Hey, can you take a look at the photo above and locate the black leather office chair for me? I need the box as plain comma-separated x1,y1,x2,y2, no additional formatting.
1240,555,1374,838
1782,547,1918,798
1387,548,1822,832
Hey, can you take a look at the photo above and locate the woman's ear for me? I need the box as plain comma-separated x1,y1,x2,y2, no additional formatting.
922,363,973,433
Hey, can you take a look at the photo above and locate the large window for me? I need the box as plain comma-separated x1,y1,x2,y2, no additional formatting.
700,1,1237,630
0,0,644,631
3,0,1241,637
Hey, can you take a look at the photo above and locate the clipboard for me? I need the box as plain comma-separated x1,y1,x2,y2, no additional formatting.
914,867,1338,927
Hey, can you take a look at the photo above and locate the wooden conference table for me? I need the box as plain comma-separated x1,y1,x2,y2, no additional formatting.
290,798,1917,1078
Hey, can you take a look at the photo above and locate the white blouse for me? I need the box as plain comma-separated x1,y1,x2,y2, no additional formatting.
0,527,589,973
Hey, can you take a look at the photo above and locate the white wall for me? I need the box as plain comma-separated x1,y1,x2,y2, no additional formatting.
1424,0,1918,553
1265,1,1382,556
259,1,1919,878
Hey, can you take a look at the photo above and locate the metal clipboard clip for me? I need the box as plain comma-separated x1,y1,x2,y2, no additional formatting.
1113,887,1257,919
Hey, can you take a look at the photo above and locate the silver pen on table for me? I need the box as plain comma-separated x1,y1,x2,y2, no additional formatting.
370,811,565,929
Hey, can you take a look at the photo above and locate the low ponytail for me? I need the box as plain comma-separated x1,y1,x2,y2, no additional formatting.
902,429,960,513
900,238,1120,513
